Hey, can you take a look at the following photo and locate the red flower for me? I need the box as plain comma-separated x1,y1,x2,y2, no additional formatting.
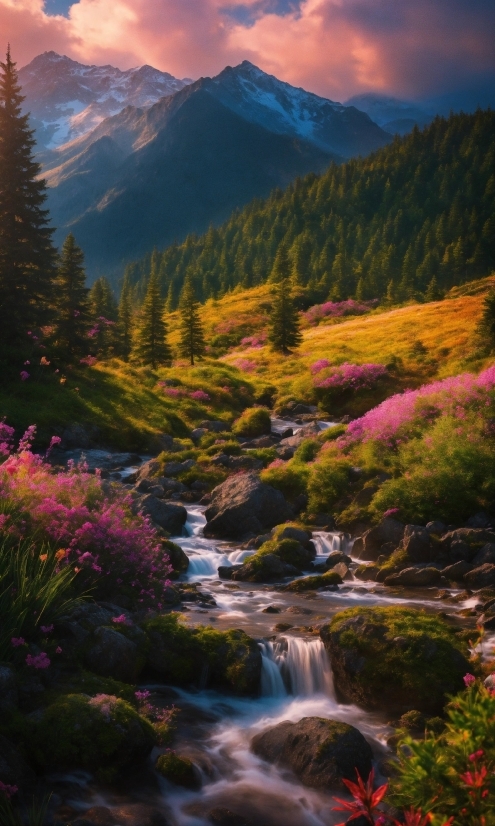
460,765,488,788
333,769,388,824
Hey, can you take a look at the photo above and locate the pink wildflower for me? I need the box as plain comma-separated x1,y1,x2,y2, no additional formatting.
40,624,54,634
56,646,62,654
11,637,25,647
20,371,30,381
463,673,476,687
135,689,151,702
0,781,18,799
190,389,210,402
26,652,50,669
112,614,132,626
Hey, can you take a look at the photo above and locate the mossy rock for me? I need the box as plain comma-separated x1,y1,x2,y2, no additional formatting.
320,606,470,714
164,539,190,578
256,537,314,569
29,693,155,779
284,571,342,592
156,752,201,789
232,407,271,437
143,613,262,695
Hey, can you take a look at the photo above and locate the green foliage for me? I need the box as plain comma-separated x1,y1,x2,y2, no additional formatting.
284,570,342,591
132,267,171,368
232,406,271,437
261,459,310,500
52,234,91,359
155,752,197,787
256,537,307,568
127,111,495,308
0,794,52,826
293,438,321,463
89,276,118,357
391,682,495,824
0,536,82,661
319,424,347,442
268,249,302,353
476,288,495,352
0,47,56,353
177,275,206,365
117,270,134,361
307,450,352,513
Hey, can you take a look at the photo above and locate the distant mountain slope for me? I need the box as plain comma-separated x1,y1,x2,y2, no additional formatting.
41,62,390,277
125,110,494,308
345,93,432,136
19,51,192,149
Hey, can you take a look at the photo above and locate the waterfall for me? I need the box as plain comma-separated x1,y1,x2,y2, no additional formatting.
259,637,334,698
313,531,354,559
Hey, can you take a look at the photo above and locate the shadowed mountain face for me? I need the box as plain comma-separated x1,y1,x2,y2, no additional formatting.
40,61,391,278
19,51,192,149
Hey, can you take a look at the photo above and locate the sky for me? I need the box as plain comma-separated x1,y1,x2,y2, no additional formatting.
2,0,495,105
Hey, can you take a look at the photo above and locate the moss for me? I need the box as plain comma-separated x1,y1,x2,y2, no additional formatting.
143,613,260,694
29,693,156,779
51,670,136,703
315,721,352,758
378,547,410,575
319,424,347,442
232,407,271,437
255,538,308,568
155,752,199,788
293,439,321,463
326,606,470,713
284,571,342,592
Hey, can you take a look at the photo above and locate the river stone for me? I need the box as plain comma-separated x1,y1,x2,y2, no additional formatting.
402,526,432,563
200,420,230,433
207,809,253,826
440,528,495,555
139,495,187,535
0,665,18,713
472,543,495,566
231,554,300,582
442,560,473,581
464,563,495,590
274,526,313,547
137,458,161,480
358,518,405,561
326,551,352,568
204,472,293,539
251,717,372,790
426,521,447,535
384,566,441,587
84,626,143,682
354,564,379,582
166,541,190,577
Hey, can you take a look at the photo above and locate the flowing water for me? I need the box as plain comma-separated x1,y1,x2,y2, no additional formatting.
59,503,464,825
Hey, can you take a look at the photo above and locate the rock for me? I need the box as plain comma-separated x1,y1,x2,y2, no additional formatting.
464,564,495,590
402,526,432,563
320,606,470,714
274,526,313,546
218,565,242,580
0,665,18,713
165,540,190,577
73,804,170,826
472,543,495,566
62,449,142,473
207,809,253,826
249,436,276,448
442,560,473,581
61,423,101,449
358,518,405,561
354,564,379,582
58,602,119,644
449,540,472,562
137,459,161,480
283,571,342,591
251,717,372,790
204,472,293,539
30,694,155,774
199,420,230,433
384,567,441,587
426,521,447,535
0,734,35,792
164,459,196,476
276,445,295,460
440,528,495,556
326,551,352,568
191,428,208,442
231,554,299,582
228,456,263,471
262,605,281,613
139,495,187,535
156,752,201,789
144,614,261,695
466,512,495,529
84,626,144,682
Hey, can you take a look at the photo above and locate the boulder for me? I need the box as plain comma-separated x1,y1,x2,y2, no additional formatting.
84,626,144,682
354,564,379,582
464,564,495,590
166,541,190,577
218,565,243,580
0,665,18,713
199,420,230,433
358,518,405,561
156,752,201,789
251,717,372,790
402,526,432,563
207,809,253,826
139,495,187,535
384,566,441,587
449,540,472,563
440,528,495,556
466,513,495,529
274,526,313,547
61,423,101,449
231,554,299,582
472,543,495,567
164,459,196,476
191,428,208,442
442,560,473,581
204,472,293,539
320,606,469,714
137,459,161,480
426,521,447,535
326,551,352,568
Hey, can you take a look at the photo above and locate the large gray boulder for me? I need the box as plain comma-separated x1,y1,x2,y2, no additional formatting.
231,554,299,582
384,566,441,587
472,543,495,567
204,472,293,539
464,564,495,590
402,526,432,563
84,626,144,683
356,518,405,561
251,717,372,790
139,495,187,535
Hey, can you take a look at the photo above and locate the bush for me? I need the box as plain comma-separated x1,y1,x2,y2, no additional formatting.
307,450,352,513
232,407,271,437
261,459,310,500
293,438,321,463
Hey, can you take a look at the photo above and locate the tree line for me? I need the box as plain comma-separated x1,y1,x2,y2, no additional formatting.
125,109,495,310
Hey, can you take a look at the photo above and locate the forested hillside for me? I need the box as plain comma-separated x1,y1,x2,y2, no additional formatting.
126,110,495,308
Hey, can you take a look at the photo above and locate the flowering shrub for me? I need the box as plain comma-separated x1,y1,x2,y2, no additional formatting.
313,362,388,394
0,426,172,610
189,389,210,402
303,299,377,325
231,358,257,373
240,333,267,349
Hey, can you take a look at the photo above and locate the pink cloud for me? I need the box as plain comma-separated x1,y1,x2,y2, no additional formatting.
1,0,494,101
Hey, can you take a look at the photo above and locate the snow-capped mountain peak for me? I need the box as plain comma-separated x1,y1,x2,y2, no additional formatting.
18,51,193,149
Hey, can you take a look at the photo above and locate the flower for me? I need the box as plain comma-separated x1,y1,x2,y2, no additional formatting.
112,614,132,626
26,652,51,669
469,749,484,761
40,356,50,366
135,689,151,702
40,624,54,634
11,637,25,647
189,389,211,402
460,764,488,788
56,646,62,654
333,769,387,824
20,371,30,381
463,673,476,687
0,781,18,799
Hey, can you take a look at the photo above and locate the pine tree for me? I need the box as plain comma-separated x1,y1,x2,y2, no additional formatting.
117,272,134,361
268,247,302,354
89,276,118,356
0,46,56,350
178,276,206,366
476,289,495,352
132,268,170,369
53,234,91,359
425,276,442,302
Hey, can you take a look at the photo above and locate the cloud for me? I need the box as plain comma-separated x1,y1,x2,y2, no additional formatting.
1,0,494,102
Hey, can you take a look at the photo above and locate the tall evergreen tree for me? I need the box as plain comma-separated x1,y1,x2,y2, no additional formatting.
178,276,206,366
53,234,90,359
268,247,302,354
89,276,118,356
0,46,56,350
132,268,170,368
117,272,134,361
476,289,495,352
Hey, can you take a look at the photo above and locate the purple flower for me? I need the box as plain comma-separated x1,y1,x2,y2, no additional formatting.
135,689,151,702
56,646,62,654
112,614,132,625
40,624,54,634
463,673,476,687
26,652,51,669
0,781,18,799
190,389,210,402
11,637,25,647
20,371,30,381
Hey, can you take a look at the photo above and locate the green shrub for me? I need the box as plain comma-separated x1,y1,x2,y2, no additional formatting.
293,438,321,463
261,460,310,500
232,407,271,437
284,570,342,591
390,679,495,823
319,424,347,442
155,752,198,788
307,451,352,513
255,538,308,568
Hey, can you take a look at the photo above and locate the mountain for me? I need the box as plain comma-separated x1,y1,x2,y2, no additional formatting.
18,51,192,149
41,61,391,277
125,110,494,309
345,93,432,136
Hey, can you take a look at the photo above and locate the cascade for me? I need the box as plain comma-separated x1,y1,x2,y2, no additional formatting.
260,637,334,698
